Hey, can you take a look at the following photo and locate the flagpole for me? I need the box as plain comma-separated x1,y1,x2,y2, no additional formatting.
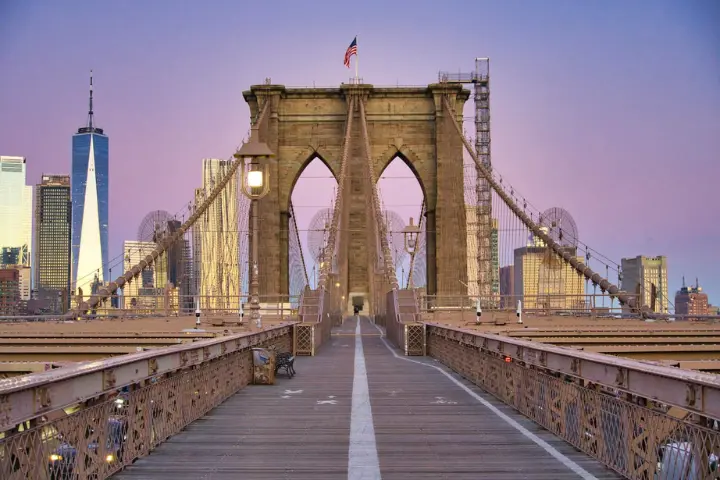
355,35,359,83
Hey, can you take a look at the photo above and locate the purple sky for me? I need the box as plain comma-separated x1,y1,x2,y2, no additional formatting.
1,0,718,305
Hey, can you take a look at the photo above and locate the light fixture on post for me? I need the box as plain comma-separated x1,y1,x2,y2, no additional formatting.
402,217,420,255
234,125,275,328
402,217,421,290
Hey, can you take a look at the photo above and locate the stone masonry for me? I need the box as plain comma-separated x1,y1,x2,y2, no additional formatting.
243,83,469,302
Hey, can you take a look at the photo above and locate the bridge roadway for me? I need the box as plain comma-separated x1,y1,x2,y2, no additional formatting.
113,317,621,479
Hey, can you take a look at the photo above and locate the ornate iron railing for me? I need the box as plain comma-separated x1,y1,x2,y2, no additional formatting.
0,324,293,479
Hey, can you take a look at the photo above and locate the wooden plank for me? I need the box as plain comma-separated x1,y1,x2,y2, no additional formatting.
113,324,354,479
360,319,620,479
113,317,621,479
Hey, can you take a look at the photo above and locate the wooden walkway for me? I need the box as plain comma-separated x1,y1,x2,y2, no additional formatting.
113,317,622,479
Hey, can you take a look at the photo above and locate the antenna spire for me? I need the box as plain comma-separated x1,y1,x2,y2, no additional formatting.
87,69,94,129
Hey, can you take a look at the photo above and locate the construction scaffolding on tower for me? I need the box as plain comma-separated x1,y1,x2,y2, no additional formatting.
439,58,497,306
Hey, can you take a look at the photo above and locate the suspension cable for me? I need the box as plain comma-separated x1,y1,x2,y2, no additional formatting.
289,200,310,287
319,96,355,288
358,97,399,289
441,95,651,317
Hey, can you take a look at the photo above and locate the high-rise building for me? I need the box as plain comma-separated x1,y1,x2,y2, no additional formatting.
491,219,499,296
499,265,515,308
16,265,31,302
180,237,193,313
513,245,585,310
165,219,183,286
465,205,478,297
465,205,499,300
148,218,193,312
620,255,669,314
0,156,32,269
34,175,72,310
191,188,203,305
674,277,709,320
0,268,21,315
71,71,109,299
122,240,164,308
195,159,240,312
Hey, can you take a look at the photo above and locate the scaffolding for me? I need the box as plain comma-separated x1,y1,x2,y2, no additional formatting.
439,58,496,303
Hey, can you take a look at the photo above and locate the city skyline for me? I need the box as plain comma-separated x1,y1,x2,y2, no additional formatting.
0,0,717,304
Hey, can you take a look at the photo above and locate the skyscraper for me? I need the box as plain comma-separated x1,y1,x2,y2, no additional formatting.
0,156,32,268
0,268,21,315
465,204,499,300
620,255,669,314
513,245,585,310
192,188,203,303
499,265,515,308
195,159,240,311
71,71,109,298
34,175,72,311
122,240,161,308
674,277,709,320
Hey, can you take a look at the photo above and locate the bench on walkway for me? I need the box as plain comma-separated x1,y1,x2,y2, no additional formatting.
274,350,296,378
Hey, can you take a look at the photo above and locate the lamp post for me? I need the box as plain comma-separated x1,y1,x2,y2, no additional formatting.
402,217,421,289
402,217,420,254
234,126,274,328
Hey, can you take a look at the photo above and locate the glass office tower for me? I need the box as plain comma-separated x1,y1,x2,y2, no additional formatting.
0,156,32,268
71,72,109,298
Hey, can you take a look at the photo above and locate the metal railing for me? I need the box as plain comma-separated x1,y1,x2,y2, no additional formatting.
421,293,624,312
0,323,294,479
427,324,720,479
419,294,720,323
62,294,301,319
384,289,425,356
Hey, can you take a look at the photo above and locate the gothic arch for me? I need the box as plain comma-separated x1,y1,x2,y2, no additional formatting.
285,149,338,211
376,147,428,204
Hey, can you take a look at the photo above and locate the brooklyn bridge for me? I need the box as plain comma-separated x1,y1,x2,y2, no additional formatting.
1,66,719,479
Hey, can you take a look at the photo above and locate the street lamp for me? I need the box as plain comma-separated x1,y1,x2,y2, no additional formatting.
234,126,274,328
402,217,421,290
402,217,420,255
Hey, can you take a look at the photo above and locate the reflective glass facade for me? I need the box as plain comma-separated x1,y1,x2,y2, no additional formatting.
0,156,32,269
71,131,109,296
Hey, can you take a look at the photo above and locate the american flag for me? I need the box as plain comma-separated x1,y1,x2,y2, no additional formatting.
344,37,357,68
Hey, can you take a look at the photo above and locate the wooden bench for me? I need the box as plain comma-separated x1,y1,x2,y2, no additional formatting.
274,351,296,378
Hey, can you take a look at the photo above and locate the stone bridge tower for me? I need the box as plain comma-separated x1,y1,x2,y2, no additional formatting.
243,83,469,302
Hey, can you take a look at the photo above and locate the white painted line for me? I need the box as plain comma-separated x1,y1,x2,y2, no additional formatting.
348,317,382,480
369,320,598,480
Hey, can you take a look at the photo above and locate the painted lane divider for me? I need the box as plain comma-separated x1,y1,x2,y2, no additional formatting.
348,317,382,480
